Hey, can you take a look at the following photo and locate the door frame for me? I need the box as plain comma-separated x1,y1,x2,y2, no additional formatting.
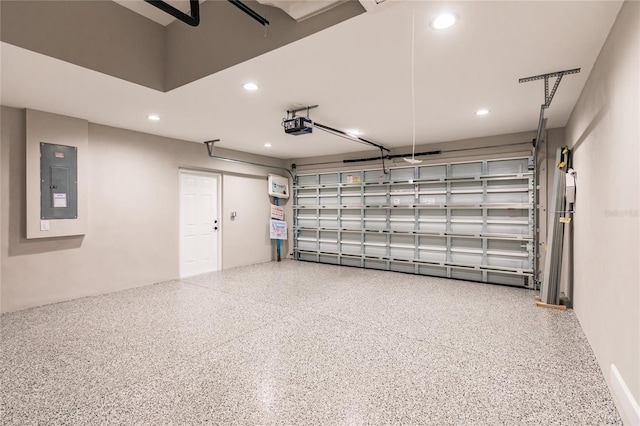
178,169,222,278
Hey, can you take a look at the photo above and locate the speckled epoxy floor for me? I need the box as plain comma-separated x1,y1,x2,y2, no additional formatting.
1,260,622,425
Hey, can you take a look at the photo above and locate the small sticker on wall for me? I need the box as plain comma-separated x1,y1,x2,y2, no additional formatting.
55,152,65,158
53,193,67,208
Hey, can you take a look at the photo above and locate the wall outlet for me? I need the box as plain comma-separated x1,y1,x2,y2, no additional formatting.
40,220,50,231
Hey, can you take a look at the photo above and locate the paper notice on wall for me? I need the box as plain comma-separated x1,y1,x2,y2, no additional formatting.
53,193,67,208
270,220,287,240
271,204,284,220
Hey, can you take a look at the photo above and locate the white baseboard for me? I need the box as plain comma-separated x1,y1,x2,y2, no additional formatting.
611,364,640,425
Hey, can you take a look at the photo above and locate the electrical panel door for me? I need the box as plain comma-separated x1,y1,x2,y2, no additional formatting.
40,142,78,220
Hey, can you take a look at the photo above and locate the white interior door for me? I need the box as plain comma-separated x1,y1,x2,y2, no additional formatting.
180,171,220,277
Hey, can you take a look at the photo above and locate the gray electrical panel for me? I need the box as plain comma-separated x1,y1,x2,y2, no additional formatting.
40,142,78,220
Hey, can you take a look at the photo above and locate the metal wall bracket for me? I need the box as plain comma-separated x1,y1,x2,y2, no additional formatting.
519,68,580,147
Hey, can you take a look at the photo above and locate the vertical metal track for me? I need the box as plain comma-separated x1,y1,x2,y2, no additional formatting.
414,166,420,274
541,147,568,303
445,163,453,278
481,161,489,283
518,68,579,289
293,177,299,260
530,149,539,289
360,173,365,268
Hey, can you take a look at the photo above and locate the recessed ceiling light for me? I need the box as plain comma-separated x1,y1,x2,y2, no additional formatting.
346,129,362,137
476,109,490,116
147,115,160,121
243,82,259,91
432,13,457,30
264,143,272,147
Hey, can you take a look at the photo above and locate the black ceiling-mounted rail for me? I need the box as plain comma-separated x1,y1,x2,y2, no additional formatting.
342,149,441,164
145,0,269,27
144,0,200,26
312,122,391,174
313,122,390,154
295,141,532,168
519,68,581,147
228,0,270,26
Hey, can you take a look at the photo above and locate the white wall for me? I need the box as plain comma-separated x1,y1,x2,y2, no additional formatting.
564,2,639,423
222,174,273,269
1,106,288,313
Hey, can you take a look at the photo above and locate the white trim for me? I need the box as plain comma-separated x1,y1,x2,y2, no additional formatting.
178,169,222,278
610,364,640,425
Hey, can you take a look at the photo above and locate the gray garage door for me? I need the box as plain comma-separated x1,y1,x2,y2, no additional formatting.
293,156,535,288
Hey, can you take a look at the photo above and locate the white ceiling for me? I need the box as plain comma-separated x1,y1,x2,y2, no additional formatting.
1,1,622,160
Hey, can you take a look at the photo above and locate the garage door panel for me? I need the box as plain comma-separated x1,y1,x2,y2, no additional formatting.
389,167,414,182
419,165,447,180
451,268,483,281
487,158,530,175
294,156,535,288
451,162,482,178
419,249,446,263
487,255,530,270
390,262,415,274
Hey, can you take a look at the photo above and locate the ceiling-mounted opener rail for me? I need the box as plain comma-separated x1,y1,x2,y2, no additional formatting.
144,0,270,27
227,0,270,26
144,0,200,26
519,68,580,147
204,140,294,180
313,122,392,174
283,105,392,173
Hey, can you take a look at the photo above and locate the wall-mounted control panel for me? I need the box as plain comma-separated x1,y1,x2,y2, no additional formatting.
40,142,78,220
